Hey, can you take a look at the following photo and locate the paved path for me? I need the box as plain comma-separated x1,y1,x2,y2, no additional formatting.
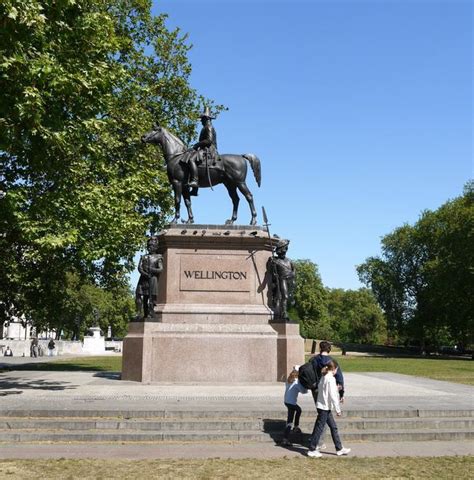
0,440,472,460
1,368,473,411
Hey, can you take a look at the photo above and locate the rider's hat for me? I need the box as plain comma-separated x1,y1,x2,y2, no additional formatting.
200,106,216,120
276,239,290,250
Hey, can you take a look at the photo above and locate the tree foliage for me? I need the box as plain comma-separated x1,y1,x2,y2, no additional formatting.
26,271,134,339
326,288,387,344
289,259,328,338
0,1,215,325
357,183,474,348
60,272,134,339
289,259,387,344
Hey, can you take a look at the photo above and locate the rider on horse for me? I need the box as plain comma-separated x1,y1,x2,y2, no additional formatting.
186,107,219,195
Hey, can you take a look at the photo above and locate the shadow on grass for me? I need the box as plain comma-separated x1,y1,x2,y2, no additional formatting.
416,355,473,361
329,353,472,361
0,361,121,373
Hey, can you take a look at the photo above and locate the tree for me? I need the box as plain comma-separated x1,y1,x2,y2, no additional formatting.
357,224,425,344
326,288,387,344
413,183,474,348
357,183,474,348
28,271,134,339
287,259,387,344
0,1,217,326
61,272,134,339
290,259,328,339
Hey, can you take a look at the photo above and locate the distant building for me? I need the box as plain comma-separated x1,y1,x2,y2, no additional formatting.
2,317,30,340
1,316,57,341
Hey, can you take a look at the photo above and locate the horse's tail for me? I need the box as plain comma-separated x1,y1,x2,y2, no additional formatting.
242,154,261,187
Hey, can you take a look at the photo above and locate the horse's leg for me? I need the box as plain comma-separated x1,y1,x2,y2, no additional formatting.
224,183,239,225
171,181,182,224
236,182,257,225
182,187,194,224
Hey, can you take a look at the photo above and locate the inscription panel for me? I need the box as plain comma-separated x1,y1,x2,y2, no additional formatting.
179,253,251,292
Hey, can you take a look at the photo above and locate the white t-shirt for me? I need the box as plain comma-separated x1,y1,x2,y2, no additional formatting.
284,379,308,405
316,373,341,414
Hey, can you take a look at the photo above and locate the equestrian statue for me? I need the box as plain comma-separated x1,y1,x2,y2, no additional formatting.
141,109,261,225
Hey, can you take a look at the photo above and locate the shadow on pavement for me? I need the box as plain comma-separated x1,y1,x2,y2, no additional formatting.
262,418,310,457
0,376,78,391
93,372,121,380
277,444,309,457
0,390,23,396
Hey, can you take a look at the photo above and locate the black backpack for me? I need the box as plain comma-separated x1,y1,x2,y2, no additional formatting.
298,360,321,390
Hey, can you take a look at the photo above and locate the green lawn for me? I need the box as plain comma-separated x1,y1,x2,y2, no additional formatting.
336,356,474,386
2,356,123,372
0,457,472,480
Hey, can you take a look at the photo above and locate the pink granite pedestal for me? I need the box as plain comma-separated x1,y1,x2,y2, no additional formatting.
122,225,304,383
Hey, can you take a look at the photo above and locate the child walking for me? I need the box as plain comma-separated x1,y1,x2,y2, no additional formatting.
281,365,307,447
307,360,350,457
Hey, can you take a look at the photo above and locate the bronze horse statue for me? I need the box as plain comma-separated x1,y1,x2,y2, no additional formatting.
142,125,261,225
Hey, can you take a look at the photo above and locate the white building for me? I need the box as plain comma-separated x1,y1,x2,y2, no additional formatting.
2,318,31,340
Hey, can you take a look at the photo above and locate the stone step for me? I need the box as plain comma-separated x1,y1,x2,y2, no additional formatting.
0,417,472,432
0,419,261,431
2,409,474,419
0,428,472,443
264,417,474,432
1,409,472,444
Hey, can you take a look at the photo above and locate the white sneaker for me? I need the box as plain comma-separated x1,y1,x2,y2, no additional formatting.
316,443,327,451
307,449,323,458
336,447,351,456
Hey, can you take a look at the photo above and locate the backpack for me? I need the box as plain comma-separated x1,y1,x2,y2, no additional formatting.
298,360,321,390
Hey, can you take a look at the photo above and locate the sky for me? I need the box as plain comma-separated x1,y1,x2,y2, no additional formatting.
131,0,473,290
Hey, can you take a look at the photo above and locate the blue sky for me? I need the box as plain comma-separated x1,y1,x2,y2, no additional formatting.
131,0,473,290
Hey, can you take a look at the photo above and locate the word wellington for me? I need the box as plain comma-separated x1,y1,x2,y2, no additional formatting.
184,270,248,280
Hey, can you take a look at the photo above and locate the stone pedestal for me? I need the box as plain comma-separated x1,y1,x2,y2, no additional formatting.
271,321,305,382
122,225,304,383
82,326,105,355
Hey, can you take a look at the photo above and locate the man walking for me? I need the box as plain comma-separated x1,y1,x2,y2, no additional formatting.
47,338,56,357
311,341,345,400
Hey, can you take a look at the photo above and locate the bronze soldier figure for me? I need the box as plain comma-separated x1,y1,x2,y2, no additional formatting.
267,239,295,321
135,236,163,319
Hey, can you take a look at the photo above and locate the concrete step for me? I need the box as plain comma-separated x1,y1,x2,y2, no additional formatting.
2,409,474,419
0,419,262,431
1,409,472,443
0,417,472,432
0,428,472,443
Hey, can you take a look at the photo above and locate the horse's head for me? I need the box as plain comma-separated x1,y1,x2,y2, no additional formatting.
141,124,186,161
141,125,163,145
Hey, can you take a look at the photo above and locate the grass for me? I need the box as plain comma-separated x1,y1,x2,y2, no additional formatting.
1,356,122,372
336,356,474,386
0,457,472,480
